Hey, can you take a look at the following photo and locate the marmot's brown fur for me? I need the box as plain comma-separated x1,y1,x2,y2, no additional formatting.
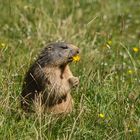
21,42,79,114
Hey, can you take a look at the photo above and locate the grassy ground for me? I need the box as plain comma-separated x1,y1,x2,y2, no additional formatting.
0,0,140,139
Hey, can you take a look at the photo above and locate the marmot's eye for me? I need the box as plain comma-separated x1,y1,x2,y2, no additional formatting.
60,46,68,49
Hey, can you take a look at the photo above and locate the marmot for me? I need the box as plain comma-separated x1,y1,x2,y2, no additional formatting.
21,42,80,114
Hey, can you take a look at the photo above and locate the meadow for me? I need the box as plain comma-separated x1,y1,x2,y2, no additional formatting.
0,0,140,139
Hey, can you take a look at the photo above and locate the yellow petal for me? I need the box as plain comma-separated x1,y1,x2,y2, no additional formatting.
73,55,80,62
107,40,112,46
133,47,139,52
128,70,133,74
99,113,105,118
0,43,6,48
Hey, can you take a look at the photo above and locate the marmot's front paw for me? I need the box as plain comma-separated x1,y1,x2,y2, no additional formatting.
69,77,79,87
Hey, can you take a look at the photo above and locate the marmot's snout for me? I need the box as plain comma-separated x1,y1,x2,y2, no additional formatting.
69,44,80,54
67,44,80,62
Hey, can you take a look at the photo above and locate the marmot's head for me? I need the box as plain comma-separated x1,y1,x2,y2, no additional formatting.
37,42,79,67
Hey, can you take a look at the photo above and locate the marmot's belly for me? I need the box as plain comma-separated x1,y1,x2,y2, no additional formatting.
48,77,71,95
46,93,73,114
46,76,73,113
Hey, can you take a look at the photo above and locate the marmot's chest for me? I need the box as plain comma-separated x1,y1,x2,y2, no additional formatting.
43,67,71,94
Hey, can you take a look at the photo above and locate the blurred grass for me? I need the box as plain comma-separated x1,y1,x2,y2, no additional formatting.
0,0,140,139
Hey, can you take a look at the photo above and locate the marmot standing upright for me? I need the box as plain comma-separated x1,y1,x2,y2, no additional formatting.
21,42,80,114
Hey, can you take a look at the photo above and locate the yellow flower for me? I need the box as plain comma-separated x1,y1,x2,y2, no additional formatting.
102,40,112,49
132,128,137,132
99,113,105,118
107,40,112,46
128,70,133,74
0,43,6,48
72,55,80,62
133,47,139,52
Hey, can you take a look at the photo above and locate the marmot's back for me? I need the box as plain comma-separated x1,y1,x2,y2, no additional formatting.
21,42,80,114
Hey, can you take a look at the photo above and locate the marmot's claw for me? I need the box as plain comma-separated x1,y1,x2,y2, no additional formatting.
69,77,79,87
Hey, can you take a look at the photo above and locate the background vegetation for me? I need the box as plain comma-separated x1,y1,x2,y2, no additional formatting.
0,0,140,139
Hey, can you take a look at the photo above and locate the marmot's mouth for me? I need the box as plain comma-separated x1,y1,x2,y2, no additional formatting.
67,48,80,63
68,57,73,62
68,55,80,63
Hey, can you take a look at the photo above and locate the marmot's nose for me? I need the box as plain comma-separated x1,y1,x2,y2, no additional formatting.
69,44,80,54
76,48,80,54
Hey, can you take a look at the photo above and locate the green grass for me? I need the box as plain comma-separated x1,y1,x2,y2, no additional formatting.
0,0,140,139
